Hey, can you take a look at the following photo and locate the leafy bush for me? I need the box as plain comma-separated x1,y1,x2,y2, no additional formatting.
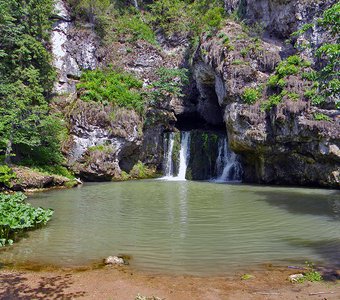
31,165,75,179
0,165,16,188
0,192,53,246
77,69,144,113
291,2,340,107
202,7,224,29
287,92,300,101
242,87,261,104
313,113,332,122
147,67,189,105
115,13,157,44
130,161,155,179
297,262,323,283
261,94,283,111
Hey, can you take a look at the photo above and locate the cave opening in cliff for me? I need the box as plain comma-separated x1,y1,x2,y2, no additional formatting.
175,81,225,131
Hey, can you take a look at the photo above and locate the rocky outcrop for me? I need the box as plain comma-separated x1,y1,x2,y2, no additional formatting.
191,18,340,188
52,0,98,93
10,167,76,191
224,0,337,38
51,0,339,188
62,100,144,180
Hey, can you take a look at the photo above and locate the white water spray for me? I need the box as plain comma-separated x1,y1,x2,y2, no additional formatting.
162,132,191,181
163,133,175,177
215,138,242,182
176,132,190,181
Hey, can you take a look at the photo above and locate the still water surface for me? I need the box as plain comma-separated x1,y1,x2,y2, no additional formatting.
1,181,339,275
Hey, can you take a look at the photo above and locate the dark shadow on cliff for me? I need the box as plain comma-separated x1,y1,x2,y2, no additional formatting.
0,273,86,299
255,189,340,221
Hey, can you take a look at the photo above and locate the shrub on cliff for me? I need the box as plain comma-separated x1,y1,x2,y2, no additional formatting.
77,69,145,113
292,2,340,108
0,192,53,247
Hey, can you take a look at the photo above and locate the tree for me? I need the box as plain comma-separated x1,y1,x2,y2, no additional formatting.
0,0,63,165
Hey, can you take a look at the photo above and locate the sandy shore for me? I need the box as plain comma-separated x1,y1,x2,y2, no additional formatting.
0,265,339,300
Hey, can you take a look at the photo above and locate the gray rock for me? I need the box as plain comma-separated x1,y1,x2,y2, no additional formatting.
104,256,125,266
289,274,304,283
51,0,98,94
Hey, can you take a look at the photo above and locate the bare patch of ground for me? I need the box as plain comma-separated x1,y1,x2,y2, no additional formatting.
0,265,339,300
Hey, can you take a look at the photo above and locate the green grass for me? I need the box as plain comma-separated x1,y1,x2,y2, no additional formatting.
313,113,332,121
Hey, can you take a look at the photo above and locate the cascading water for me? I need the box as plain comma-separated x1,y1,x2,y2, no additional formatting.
176,132,190,180
163,132,175,178
162,132,191,181
215,138,242,182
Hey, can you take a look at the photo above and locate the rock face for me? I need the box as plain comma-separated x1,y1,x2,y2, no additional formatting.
51,0,98,93
51,0,339,188
62,100,143,180
191,17,340,188
10,167,74,191
224,0,337,38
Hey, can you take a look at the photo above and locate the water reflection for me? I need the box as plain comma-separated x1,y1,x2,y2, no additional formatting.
1,181,339,275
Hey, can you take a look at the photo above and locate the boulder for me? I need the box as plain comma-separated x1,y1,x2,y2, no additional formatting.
104,256,125,266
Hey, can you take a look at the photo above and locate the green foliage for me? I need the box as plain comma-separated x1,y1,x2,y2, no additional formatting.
146,0,225,37
241,274,254,280
77,69,145,113
68,0,111,25
297,262,323,283
287,92,300,101
130,161,155,179
240,47,249,58
202,7,224,29
302,71,318,81
31,165,75,180
0,0,63,166
0,192,53,247
242,87,261,104
147,67,189,106
317,2,340,35
291,2,340,107
313,113,332,122
267,75,286,88
88,144,109,152
261,94,283,111
0,165,16,188
114,13,157,44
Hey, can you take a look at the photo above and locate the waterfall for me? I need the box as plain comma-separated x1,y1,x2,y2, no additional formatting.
162,132,190,181
176,132,190,180
215,138,242,182
163,132,175,177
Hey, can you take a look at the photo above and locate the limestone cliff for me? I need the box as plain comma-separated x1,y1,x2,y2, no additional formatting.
51,0,339,188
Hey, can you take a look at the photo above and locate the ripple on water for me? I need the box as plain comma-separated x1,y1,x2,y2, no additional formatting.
0,181,339,275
